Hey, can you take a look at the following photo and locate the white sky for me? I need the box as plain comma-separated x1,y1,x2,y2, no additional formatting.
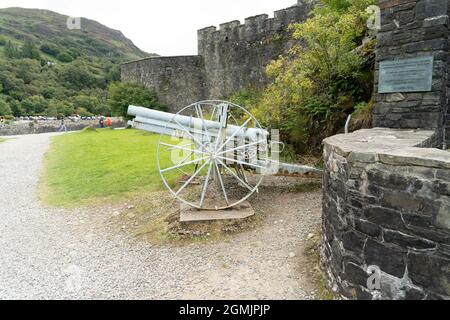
0,0,298,56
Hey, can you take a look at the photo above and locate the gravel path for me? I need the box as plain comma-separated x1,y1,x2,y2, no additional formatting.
0,133,322,300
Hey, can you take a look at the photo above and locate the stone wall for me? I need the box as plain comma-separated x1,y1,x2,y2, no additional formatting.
0,118,125,136
121,56,206,113
374,0,450,145
198,0,313,99
121,0,313,112
322,128,450,300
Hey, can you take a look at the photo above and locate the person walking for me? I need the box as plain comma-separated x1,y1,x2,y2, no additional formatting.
58,117,67,133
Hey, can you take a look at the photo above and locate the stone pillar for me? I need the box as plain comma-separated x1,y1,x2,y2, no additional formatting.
374,0,449,145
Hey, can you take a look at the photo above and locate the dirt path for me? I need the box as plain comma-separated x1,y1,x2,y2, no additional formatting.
0,133,322,299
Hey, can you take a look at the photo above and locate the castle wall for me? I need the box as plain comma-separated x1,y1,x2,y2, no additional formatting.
121,0,313,112
121,56,206,113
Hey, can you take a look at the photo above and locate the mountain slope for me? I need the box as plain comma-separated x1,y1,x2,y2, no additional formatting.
0,7,158,117
0,7,154,61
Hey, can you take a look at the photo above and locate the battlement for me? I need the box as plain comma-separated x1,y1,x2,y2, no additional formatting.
219,20,240,31
197,1,313,50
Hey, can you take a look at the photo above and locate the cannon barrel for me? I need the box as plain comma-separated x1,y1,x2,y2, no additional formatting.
127,105,268,142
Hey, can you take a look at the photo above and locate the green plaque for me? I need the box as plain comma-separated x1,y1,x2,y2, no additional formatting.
379,56,434,93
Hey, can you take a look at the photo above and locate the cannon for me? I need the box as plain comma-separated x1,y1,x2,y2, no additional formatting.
128,100,320,211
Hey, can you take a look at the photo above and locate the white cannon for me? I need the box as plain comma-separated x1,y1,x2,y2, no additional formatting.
128,100,319,210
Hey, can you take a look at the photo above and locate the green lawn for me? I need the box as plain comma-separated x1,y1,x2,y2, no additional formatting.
41,129,186,206
0,138,5,143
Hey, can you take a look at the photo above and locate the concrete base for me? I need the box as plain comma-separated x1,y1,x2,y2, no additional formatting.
180,201,255,222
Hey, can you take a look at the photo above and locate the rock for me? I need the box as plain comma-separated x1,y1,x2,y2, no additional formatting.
127,205,135,210
364,239,407,278
363,206,405,231
343,262,369,287
127,213,135,219
354,219,382,238
289,252,296,258
408,252,450,296
383,229,436,250
385,93,405,102
342,231,367,254
307,233,314,240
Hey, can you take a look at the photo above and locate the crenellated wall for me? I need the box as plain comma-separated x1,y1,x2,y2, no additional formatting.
198,1,313,99
121,0,313,112
121,56,206,113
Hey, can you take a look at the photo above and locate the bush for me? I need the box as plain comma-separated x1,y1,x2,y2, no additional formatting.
57,52,74,63
40,43,61,57
107,82,165,118
0,95,12,116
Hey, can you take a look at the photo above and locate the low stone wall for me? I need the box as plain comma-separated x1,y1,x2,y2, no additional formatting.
322,128,450,300
0,118,126,136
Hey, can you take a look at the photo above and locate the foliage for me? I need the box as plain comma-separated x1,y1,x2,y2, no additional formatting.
248,0,376,154
108,82,165,118
0,95,12,115
349,100,374,131
56,52,74,63
40,129,183,206
0,7,155,117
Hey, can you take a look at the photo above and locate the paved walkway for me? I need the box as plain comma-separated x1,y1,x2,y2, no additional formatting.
0,133,321,299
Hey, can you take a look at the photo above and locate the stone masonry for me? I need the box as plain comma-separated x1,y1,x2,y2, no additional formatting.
0,118,125,136
121,0,313,112
322,0,450,300
323,129,450,300
374,0,450,146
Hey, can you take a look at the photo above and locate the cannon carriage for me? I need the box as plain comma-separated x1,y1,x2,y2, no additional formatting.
128,100,319,211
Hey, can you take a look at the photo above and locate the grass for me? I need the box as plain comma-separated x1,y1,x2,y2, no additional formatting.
40,128,185,206
0,138,5,143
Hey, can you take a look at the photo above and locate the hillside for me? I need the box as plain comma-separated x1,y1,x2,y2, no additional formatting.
0,7,152,61
0,7,157,117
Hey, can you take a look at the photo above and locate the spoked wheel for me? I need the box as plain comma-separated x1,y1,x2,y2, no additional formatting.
157,100,270,210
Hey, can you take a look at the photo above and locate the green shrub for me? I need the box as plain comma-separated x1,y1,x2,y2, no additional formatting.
0,95,12,116
107,81,165,118
57,52,74,63
248,0,375,154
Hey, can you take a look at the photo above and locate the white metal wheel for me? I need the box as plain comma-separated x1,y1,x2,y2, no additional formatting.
157,100,269,210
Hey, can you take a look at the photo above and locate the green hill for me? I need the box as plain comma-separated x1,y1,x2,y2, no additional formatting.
0,7,157,117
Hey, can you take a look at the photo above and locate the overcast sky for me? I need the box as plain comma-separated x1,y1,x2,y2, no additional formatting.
0,0,298,56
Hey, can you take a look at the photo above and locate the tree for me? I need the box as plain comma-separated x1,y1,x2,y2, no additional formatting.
60,62,97,90
21,41,41,60
4,41,20,59
40,43,61,57
9,99,24,116
0,96,12,116
57,52,74,63
107,82,165,118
